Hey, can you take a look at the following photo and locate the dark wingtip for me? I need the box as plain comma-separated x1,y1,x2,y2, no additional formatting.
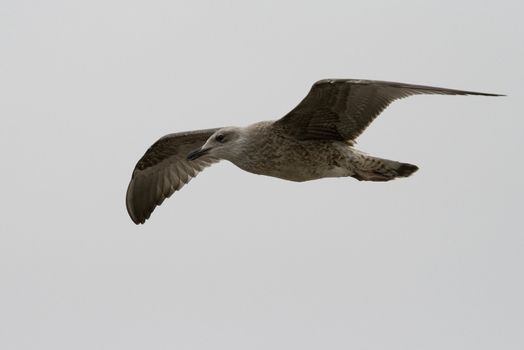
127,206,148,225
126,202,149,225
129,212,146,225
126,177,147,225
472,92,506,97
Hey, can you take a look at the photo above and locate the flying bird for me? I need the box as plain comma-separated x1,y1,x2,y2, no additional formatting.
126,79,502,224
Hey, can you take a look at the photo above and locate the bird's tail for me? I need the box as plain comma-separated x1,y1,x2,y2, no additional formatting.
352,153,418,182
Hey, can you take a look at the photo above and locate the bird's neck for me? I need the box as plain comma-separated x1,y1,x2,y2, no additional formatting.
225,121,277,166
222,125,255,162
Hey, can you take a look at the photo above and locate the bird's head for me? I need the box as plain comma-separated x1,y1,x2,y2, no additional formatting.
187,126,245,161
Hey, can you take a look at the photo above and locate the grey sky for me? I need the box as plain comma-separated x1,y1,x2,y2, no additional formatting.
1,0,523,349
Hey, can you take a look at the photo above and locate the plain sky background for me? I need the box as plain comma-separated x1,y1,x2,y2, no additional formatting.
1,0,523,349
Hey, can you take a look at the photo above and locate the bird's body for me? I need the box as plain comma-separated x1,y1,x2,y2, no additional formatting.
215,121,414,182
126,79,502,224
224,121,345,182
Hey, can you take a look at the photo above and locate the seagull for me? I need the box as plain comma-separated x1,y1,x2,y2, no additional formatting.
126,79,502,224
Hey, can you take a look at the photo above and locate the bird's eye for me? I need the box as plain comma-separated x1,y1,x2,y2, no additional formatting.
215,134,225,143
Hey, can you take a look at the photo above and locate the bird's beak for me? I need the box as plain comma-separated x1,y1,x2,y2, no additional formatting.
187,147,211,161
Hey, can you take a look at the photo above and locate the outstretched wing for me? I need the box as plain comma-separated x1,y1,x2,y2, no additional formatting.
275,79,502,141
126,128,221,224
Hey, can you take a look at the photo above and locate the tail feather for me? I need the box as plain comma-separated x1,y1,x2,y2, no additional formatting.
352,154,418,182
396,163,419,178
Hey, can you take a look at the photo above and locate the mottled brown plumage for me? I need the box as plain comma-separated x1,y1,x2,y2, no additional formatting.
276,79,501,141
126,129,220,224
126,79,502,224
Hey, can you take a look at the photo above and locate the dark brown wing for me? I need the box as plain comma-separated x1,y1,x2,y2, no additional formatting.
126,128,221,224
275,79,503,141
